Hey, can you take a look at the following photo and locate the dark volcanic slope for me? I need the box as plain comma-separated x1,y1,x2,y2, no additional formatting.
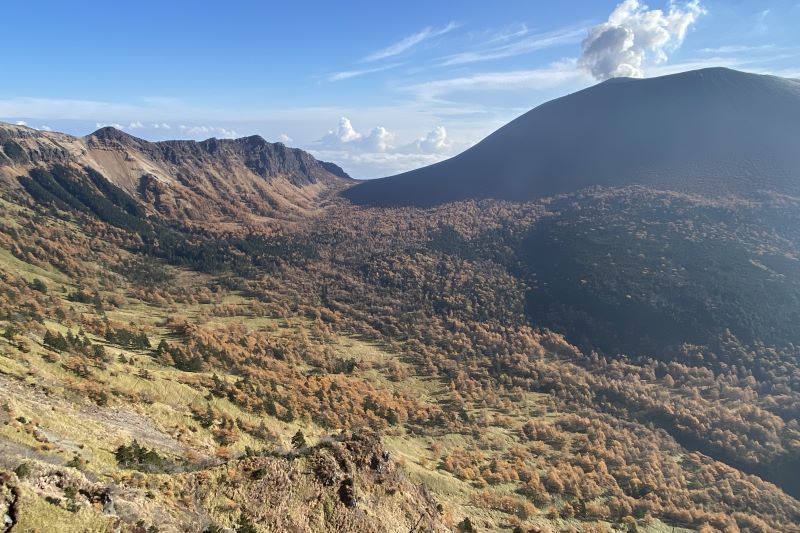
344,68,800,207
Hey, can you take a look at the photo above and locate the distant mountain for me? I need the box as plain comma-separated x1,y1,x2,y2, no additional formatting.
0,123,351,224
343,68,800,207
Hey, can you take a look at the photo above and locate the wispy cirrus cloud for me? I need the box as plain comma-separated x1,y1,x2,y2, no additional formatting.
327,62,402,82
439,25,587,66
404,60,589,101
482,24,530,45
362,22,457,62
699,44,776,54
753,9,770,35
1,97,149,121
644,52,796,78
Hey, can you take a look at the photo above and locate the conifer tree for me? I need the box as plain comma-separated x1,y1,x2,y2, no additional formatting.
291,429,306,450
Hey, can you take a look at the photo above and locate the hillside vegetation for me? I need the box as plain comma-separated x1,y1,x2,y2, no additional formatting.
0,150,797,531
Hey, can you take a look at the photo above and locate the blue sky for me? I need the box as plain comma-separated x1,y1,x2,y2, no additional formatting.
2,0,799,178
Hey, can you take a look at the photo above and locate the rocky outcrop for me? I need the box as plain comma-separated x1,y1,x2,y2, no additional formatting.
0,126,79,167
1,432,448,533
0,473,18,533
198,430,449,533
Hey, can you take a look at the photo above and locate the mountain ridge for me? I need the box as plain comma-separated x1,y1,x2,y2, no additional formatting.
1,122,352,226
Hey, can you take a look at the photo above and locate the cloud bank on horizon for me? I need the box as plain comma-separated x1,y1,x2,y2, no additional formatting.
313,117,459,177
2,0,796,178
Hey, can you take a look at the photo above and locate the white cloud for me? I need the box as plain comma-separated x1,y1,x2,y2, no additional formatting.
327,63,402,82
128,120,144,129
14,120,27,126
362,22,457,62
405,60,589,101
0,97,266,124
152,122,171,129
483,24,529,45
579,0,705,80
309,148,450,179
362,126,394,153
319,118,396,152
0,98,143,121
699,44,775,54
413,126,450,154
336,118,361,143
644,57,739,76
321,117,363,145
314,118,466,177
39,125,52,131
279,133,293,143
178,124,238,138
754,9,770,34
96,122,125,130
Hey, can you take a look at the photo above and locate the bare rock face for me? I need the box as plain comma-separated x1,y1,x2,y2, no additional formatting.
0,126,78,167
195,135,331,187
0,473,17,533
0,122,353,226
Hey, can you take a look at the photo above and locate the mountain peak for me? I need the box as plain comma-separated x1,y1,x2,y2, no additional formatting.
88,125,138,143
344,68,800,207
238,134,270,145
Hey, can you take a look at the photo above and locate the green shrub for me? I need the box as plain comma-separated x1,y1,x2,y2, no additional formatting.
14,462,31,479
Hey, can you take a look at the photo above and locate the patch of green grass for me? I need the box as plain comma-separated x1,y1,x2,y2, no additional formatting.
0,246,68,284
13,486,115,533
